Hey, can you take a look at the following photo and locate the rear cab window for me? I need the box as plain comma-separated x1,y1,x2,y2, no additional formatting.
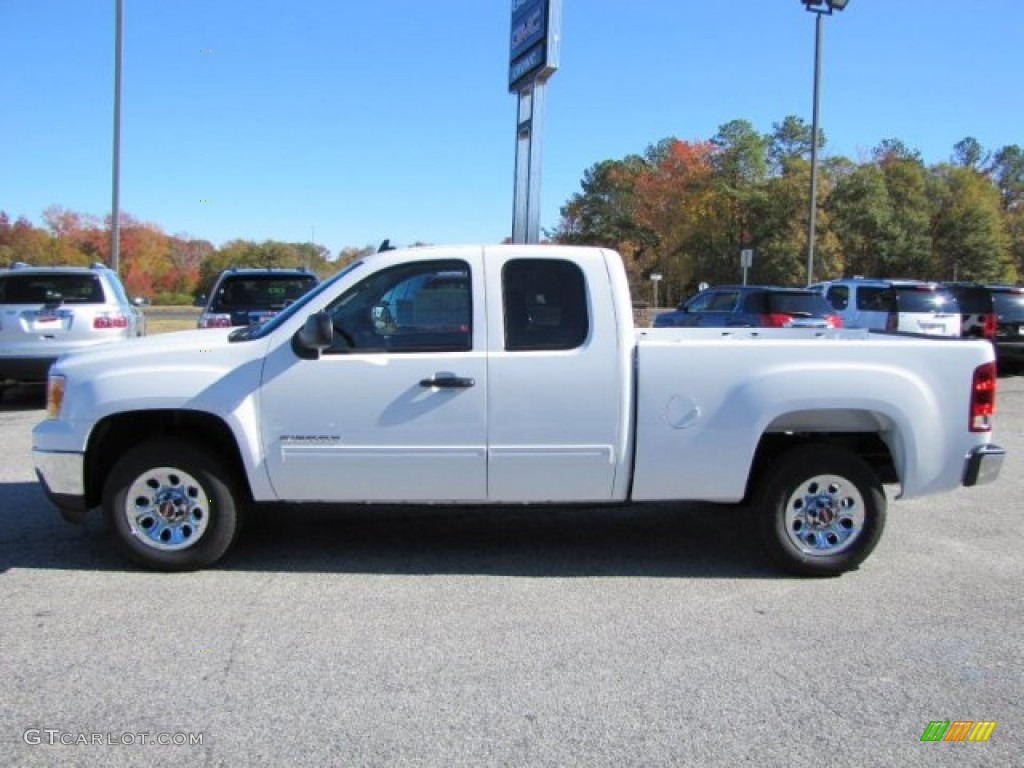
502,259,589,351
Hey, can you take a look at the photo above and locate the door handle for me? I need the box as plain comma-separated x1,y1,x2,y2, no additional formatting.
419,376,475,389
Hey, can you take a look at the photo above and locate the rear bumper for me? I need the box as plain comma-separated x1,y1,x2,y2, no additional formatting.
33,449,89,523
963,444,1005,487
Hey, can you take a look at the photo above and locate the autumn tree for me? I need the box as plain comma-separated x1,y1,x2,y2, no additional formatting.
550,156,658,294
631,138,714,304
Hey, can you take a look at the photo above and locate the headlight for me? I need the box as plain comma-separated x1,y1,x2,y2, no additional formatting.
46,375,66,419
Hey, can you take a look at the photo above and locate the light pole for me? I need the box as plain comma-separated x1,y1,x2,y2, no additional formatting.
801,0,849,286
111,0,123,274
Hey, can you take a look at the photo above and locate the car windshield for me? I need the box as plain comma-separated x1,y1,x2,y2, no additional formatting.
0,273,104,304
229,261,365,342
895,287,957,313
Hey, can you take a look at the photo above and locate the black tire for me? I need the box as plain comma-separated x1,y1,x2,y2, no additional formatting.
754,443,886,577
103,438,242,571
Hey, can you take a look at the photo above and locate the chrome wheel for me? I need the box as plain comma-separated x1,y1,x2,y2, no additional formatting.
783,473,865,557
124,466,211,551
756,444,886,576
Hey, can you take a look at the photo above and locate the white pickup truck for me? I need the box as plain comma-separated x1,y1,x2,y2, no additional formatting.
32,245,1005,576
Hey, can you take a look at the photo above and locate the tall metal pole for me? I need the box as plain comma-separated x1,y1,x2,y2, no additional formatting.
512,80,546,244
805,10,823,286
110,0,123,274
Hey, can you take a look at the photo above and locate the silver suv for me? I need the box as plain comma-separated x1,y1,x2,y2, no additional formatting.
812,278,961,337
0,262,145,389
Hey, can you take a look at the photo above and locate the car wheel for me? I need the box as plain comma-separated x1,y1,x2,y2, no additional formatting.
754,444,886,577
103,438,241,571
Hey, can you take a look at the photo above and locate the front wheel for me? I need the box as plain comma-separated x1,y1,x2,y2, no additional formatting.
103,439,242,571
754,444,886,577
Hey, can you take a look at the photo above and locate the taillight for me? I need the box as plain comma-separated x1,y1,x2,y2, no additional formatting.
825,313,842,328
982,313,997,339
93,313,129,329
760,313,792,327
199,314,232,329
969,362,997,432
885,312,898,332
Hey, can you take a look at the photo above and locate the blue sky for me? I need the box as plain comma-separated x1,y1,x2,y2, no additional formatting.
1,1,1021,255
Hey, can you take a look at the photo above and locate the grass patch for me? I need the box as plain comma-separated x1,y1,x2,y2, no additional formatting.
143,306,201,335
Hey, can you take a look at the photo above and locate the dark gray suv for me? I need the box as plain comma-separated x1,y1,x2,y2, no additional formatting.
198,267,319,329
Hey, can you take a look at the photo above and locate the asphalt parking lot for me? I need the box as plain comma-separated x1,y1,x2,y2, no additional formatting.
1,376,1022,767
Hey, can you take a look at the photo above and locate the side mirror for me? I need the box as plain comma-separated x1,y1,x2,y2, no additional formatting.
292,311,334,360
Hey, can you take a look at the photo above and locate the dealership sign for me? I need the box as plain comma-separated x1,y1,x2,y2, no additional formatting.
509,0,560,91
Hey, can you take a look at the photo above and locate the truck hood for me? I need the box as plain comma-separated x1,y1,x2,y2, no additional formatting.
52,329,270,422
52,329,240,374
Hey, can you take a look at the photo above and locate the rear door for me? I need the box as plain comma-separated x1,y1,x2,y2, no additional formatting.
485,250,626,502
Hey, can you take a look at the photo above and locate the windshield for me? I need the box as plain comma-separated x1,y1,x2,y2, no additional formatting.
228,261,365,342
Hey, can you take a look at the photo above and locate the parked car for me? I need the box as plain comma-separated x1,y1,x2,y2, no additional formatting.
0,262,145,389
812,278,961,336
944,283,998,340
988,284,1024,367
198,267,318,329
653,285,842,329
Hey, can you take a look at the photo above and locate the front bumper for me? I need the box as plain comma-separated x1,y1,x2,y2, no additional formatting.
33,449,89,523
963,444,1005,487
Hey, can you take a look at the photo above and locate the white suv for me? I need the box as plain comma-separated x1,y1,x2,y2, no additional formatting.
812,278,961,337
0,262,145,390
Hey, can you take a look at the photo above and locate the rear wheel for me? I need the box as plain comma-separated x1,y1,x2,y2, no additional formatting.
103,439,241,571
755,444,886,577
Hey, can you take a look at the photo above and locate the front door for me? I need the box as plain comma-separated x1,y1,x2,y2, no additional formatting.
259,258,487,502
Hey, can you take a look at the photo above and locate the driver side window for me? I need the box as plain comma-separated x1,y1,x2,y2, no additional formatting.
323,260,472,354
